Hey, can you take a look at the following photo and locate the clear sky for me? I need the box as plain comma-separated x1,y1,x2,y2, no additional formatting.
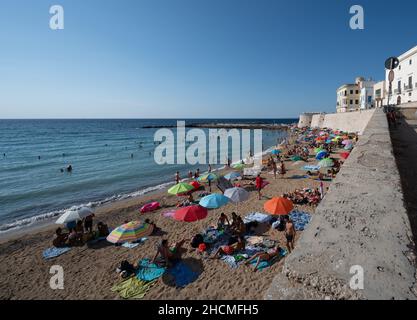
0,0,416,119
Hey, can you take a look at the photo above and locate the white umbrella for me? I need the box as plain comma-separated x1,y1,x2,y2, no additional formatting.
56,207,94,224
224,187,249,203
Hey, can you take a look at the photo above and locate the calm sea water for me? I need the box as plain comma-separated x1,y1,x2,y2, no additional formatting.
0,119,295,232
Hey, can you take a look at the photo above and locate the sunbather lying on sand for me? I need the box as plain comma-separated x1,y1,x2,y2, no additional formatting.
244,245,283,272
152,239,187,267
211,236,245,259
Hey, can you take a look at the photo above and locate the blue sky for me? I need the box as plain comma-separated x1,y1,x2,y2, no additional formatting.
0,0,416,119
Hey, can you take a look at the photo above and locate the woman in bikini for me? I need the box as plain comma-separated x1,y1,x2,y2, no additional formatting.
211,236,246,259
245,245,282,272
152,238,187,267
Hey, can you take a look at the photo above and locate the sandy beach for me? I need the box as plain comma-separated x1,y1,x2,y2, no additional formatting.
0,132,342,300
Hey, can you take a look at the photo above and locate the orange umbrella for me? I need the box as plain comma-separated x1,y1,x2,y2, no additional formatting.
264,197,294,215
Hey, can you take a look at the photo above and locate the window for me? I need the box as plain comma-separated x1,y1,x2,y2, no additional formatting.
350,99,353,104
398,80,401,92
410,59,412,65
355,90,359,94
350,90,353,94
399,65,401,70
409,76,413,88
355,100,359,104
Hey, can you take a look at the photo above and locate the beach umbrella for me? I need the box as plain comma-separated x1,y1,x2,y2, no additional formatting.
319,158,334,168
224,187,249,203
56,207,94,224
224,172,242,181
344,145,353,150
199,193,229,209
173,205,208,222
314,147,324,154
325,139,332,144
316,150,328,160
198,173,218,183
271,149,281,155
264,197,294,215
189,180,201,190
168,182,194,195
340,152,350,160
232,163,245,170
291,155,302,161
106,220,153,244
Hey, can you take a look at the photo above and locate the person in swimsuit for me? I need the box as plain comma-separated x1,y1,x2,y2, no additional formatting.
211,236,245,259
255,174,263,200
152,239,187,267
245,245,282,272
284,217,296,253
53,228,69,247
217,213,230,230
272,160,277,180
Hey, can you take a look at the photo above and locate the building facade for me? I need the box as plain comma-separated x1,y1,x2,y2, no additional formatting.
336,83,360,113
373,80,386,108
385,45,417,105
359,79,376,110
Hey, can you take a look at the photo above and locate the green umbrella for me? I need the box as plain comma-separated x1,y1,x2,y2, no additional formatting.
319,158,334,168
232,163,245,170
168,182,194,195
291,155,302,161
314,147,324,154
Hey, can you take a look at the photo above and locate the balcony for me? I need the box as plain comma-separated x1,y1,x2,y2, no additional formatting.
394,88,402,94
405,84,413,91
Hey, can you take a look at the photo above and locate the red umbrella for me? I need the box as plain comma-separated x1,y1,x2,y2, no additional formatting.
340,152,350,160
173,205,208,222
189,181,201,190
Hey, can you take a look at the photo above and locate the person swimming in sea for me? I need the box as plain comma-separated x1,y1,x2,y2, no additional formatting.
67,165,73,173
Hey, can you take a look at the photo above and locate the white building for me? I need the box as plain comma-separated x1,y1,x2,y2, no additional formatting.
359,79,376,110
373,80,386,108
385,44,417,105
336,83,360,113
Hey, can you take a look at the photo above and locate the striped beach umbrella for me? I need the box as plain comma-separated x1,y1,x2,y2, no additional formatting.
198,173,218,183
168,182,194,195
106,221,153,244
199,193,229,209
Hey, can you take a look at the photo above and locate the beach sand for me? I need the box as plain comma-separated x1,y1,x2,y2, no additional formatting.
0,144,340,300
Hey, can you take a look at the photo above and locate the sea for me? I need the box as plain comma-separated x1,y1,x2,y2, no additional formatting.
0,118,296,234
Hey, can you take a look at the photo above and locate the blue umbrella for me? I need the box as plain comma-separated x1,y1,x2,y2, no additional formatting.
271,149,281,155
199,193,229,209
316,150,328,160
224,172,242,181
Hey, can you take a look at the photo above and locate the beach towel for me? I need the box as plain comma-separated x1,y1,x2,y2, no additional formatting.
137,258,166,281
42,247,71,260
243,212,271,224
111,276,156,299
121,237,148,249
245,236,263,246
220,255,239,269
303,165,320,171
288,174,308,179
289,211,312,231
167,261,199,288
250,248,287,271
162,210,176,218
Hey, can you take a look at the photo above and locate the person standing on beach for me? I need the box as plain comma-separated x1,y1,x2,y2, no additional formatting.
208,164,212,173
280,161,286,179
284,217,296,253
175,171,180,184
84,214,94,233
188,170,193,179
272,159,277,179
255,174,263,200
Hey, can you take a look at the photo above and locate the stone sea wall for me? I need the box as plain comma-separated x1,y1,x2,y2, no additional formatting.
267,108,416,300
